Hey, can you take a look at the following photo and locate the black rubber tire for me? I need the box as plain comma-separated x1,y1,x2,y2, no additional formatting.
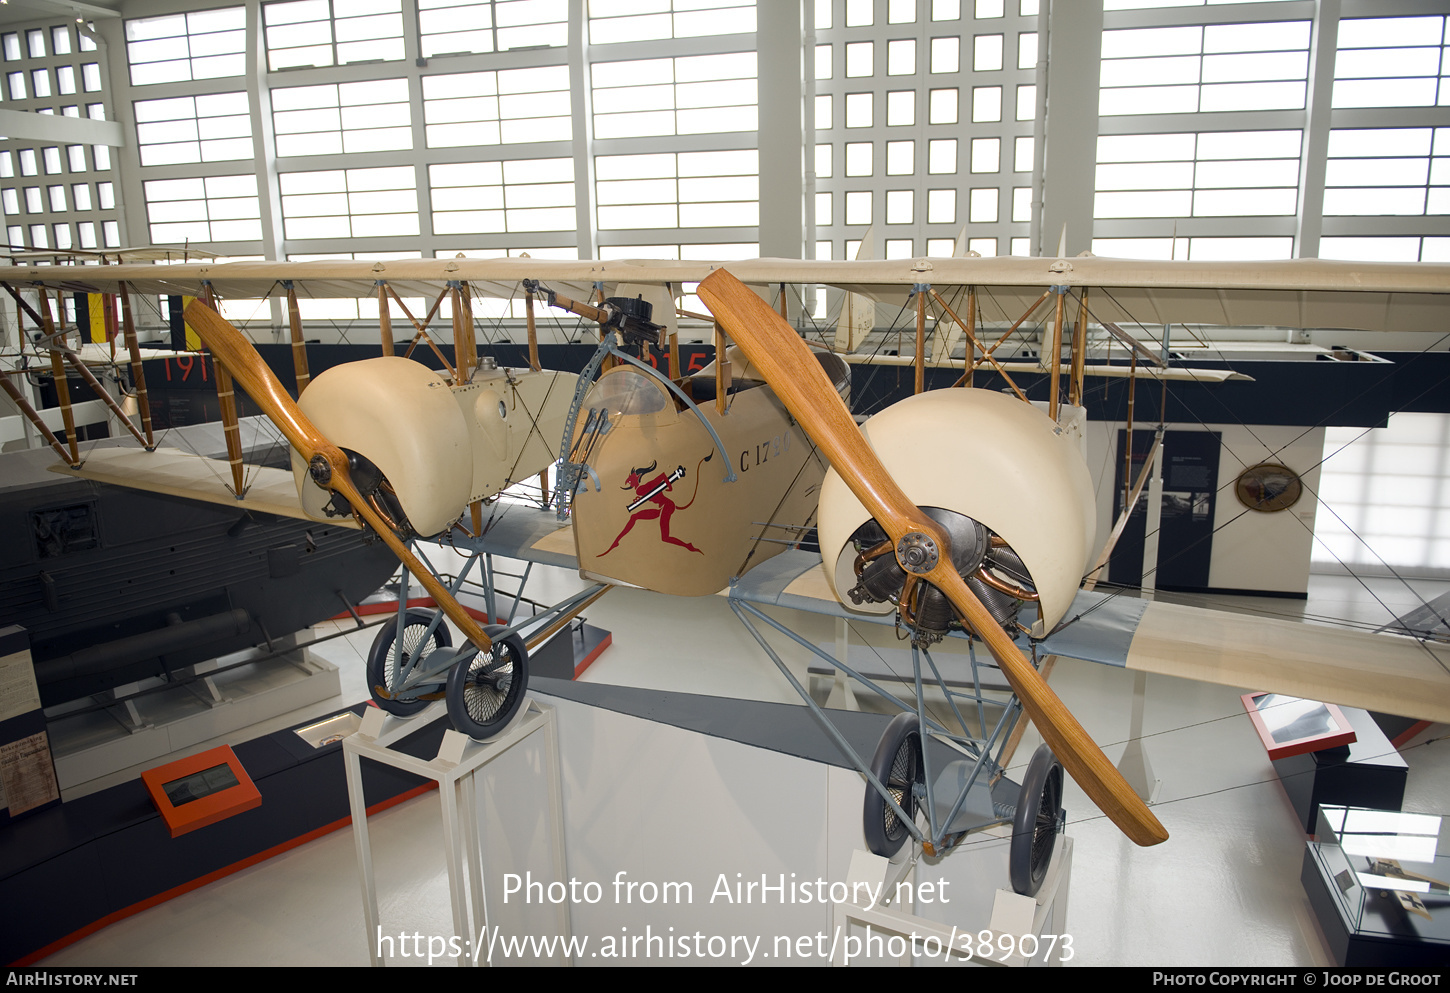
446,624,529,740
863,711,923,857
367,608,450,717
1010,743,1064,897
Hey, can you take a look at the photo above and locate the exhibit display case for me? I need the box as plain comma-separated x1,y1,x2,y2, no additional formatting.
1303,805,1449,966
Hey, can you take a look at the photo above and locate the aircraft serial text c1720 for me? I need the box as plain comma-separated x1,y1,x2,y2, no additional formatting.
6,252,1449,896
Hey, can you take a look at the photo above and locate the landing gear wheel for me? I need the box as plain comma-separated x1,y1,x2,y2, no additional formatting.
1010,743,1064,897
367,608,450,717
863,711,924,857
446,624,528,740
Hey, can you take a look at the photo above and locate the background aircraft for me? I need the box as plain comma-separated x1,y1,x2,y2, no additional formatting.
0,416,397,709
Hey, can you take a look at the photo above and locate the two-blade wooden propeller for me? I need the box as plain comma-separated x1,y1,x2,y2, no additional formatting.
696,270,1168,847
182,300,496,655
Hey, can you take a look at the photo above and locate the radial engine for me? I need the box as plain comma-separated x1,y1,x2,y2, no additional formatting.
816,388,1098,647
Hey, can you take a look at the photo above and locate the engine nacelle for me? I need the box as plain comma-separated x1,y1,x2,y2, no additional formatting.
817,388,1097,639
292,356,473,537
290,356,574,538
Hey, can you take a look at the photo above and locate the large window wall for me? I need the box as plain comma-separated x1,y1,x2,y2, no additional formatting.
1315,412,1450,574
1091,0,1450,262
0,19,121,252
2,0,1448,269
98,0,775,265
813,0,1041,261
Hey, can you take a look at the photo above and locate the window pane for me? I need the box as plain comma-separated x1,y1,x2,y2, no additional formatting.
974,34,1003,71
931,36,960,73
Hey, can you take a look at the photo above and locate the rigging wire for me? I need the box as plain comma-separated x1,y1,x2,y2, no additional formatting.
1059,290,1450,655
1110,344,1450,671
850,294,932,416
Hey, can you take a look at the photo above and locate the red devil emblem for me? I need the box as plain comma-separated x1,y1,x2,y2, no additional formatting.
597,453,713,557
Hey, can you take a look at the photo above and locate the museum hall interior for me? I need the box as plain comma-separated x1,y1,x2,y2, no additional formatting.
0,0,1447,969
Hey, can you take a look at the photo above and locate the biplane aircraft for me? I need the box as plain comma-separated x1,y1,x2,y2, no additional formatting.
5,252,1449,897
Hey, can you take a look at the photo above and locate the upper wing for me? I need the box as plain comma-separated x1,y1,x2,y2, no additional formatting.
2,257,620,302
8,254,1450,332
774,255,1450,335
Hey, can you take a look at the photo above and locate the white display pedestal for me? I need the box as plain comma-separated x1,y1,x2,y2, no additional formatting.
832,836,1073,967
342,697,570,967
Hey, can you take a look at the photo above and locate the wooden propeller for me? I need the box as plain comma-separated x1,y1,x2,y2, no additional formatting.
182,300,495,654
696,270,1168,847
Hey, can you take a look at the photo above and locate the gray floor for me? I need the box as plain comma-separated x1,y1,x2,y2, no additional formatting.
36,563,1450,968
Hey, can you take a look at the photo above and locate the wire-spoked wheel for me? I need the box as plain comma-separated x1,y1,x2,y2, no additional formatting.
863,711,924,857
367,608,450,717
1010,743,1064,897
445,624,528,740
